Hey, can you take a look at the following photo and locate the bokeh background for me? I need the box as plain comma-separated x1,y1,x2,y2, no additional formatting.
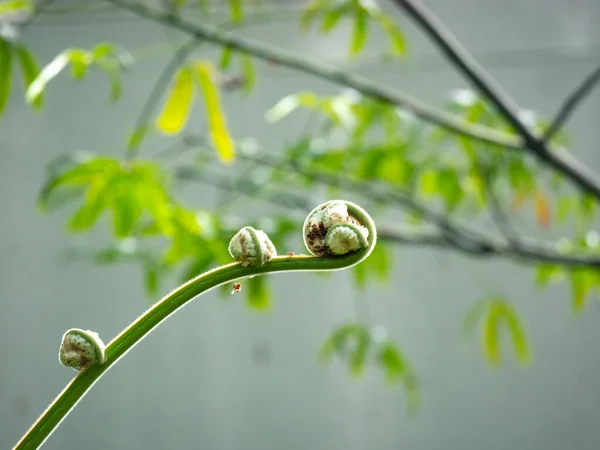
2,0,600,449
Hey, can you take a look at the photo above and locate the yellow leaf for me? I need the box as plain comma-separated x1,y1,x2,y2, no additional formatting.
155,68,195,135
534,189,551,229
192,61,235,165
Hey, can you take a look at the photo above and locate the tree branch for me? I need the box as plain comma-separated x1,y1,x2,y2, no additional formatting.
544,61,600,142
177,136,600,269
106,0,523,151
391,0,600,203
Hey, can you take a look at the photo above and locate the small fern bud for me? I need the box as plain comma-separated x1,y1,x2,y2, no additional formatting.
228,226,277,267
303,200,371,257
325,223,369,255
59,328,106,371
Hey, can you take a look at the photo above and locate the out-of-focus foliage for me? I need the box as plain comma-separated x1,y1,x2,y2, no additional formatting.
319,322,419,410
8,0,600,404
300,0,407,57
26,42,132,105
463,298,531,367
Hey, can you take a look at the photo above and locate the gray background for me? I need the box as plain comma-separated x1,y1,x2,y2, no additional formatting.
2,0,600,449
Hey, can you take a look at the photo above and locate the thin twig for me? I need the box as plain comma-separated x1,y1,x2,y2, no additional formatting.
390,0,536,144
390,0,600,202
106,0,524,151
544,62,600,142
178,162,600,269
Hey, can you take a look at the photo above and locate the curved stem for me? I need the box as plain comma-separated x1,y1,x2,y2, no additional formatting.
14,204,376,449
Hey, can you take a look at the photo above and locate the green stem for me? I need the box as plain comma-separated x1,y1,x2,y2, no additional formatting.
14,203,376,450
106,0,523,151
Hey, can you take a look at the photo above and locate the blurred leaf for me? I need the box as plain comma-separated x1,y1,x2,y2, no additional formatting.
465,298,531,367
94,58,122,102
350,8,368,55
483,303,501,366
40,155,174,238
15,44,42,109
155,68,195,135
350,331,369,376
245,276,270,310
0,38,12,117
68,179,112,231
579,193,596,222
569,268,597,312
508,158,535,196
419,170,438,197
193,60,236,164
557,196,572,224
534,190,551,229
240,53,255,93
319,323,369,363
376,14,407,56
144,265,159,296
226,0,243,23
92,42,117,59
300,0,329,30
438,170,464,212
378,342,405,382
499,302,531,364
0,0,32,16
461,299,490,338
352,242,391,289
265,91,319,122
218,46,234,69
68,49,91,79
534,264,563,288
320,3,347,32
25,52,70,105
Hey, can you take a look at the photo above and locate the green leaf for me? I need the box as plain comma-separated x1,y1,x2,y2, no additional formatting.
193,60,236,164
38,156,121,208
0,0,32,16
419,170,438,197
26,52,70,105
350,8,368,55
499,303,531,364
218,46,234,70
320,4,348,32
155,67,195,135
376,14,406,56
111,180,143,237
240,53,255,93
557,196,572,224
438,170,464,211
92,42,117,60
15,45,42,109
68,49,91,79
68,180,111,231
226,0,243,23
350,331,369,376
0,38,12,117
300,0,328,30
570,268,595,312
378,342,405,382
461,299,490,338
144,265,159,296
245,276,270,310
483,303,501,366
534,264,563,288
94,58,122,102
